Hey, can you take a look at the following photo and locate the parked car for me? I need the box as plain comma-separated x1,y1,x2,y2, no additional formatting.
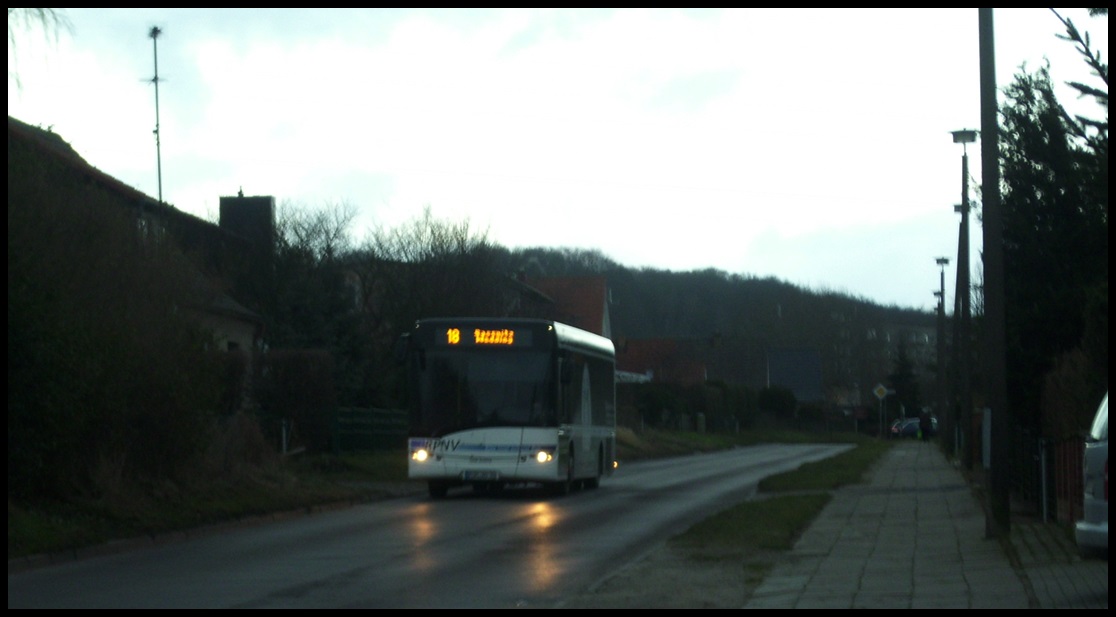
889,418,916,438
889,416,937,439
1075,392,1108,559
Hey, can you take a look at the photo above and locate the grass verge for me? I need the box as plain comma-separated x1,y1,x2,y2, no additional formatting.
8,451,407,561
670,436,892,553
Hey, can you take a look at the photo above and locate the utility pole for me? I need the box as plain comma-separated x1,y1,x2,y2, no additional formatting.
149,26,164,203
979,7,1010,538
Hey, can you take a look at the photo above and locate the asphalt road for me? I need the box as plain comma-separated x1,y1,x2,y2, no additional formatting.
8,442,852,609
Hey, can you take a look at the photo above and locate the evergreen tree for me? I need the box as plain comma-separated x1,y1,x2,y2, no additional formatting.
887,340,921,419
997,9,1108,431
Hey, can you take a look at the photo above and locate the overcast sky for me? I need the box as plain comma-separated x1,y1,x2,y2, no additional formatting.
8,8,1108,312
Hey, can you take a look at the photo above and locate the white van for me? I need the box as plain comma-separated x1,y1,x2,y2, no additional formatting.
1074,392,1108,559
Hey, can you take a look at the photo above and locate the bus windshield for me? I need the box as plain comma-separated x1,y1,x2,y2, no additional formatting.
416,349,556,436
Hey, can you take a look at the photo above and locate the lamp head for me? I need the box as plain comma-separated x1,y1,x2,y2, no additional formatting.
951,129,978,144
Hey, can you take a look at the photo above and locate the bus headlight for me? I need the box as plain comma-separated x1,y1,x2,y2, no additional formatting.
535,450,552,463
412,448,430,462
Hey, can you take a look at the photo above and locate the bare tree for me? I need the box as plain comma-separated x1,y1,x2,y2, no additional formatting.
8,8,72,88
275,199,358,263
361,205,509,324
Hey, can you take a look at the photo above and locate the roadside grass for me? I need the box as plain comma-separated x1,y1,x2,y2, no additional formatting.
616,426,868,462
9,429,890,563
670,435,893,553
8,502,119,561
8,453,402,561
672,493,833,553
757,435,892,492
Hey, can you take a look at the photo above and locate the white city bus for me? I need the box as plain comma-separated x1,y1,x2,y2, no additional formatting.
400,317,617,498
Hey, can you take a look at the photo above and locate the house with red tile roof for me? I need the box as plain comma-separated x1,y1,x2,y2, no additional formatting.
510,274,612,338
614,337,707,387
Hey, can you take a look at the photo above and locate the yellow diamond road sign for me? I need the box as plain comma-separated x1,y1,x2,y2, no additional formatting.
874,384,888,400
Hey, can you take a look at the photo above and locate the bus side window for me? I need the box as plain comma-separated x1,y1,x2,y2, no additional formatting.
561,354,587,424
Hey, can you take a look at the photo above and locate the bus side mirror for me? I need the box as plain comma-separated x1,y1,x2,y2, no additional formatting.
397,330,421,368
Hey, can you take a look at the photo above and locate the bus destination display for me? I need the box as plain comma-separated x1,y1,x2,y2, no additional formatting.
438,327,533,347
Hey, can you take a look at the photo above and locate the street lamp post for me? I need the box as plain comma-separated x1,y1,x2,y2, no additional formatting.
951,129,977,470
935,257,950,455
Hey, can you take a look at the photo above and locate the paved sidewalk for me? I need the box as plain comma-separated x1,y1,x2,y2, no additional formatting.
1010,518,1108,609
743,440,1108,609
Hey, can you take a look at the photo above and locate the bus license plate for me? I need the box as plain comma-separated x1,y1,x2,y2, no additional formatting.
463,470,499,481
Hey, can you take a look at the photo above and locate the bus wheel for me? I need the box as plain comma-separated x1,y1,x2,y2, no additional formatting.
584,448,602,489
549,452,575,496
428,481,449,499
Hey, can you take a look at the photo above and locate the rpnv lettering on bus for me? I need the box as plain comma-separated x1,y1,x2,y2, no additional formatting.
400,318,617,498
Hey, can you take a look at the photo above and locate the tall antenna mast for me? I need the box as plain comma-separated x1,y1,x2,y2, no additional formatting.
148,26,163,203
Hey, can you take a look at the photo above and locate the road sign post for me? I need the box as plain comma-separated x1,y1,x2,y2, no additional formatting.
875,384,888,438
